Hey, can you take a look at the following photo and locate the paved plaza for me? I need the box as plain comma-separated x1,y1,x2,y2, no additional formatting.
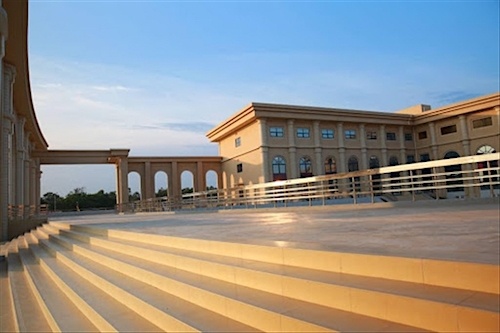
51,199,500,265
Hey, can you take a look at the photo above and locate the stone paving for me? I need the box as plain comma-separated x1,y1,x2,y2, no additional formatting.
50,199,500,265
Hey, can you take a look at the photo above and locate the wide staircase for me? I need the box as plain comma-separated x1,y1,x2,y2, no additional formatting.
1,221,498,332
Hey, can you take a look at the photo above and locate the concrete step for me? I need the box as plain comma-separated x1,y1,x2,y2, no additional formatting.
0,258,19,332
6,239,52,332
56,226,500,332
3,220,499,332
34,228,259,332
16,235,100,332
25,231,162,332
68,223,499,294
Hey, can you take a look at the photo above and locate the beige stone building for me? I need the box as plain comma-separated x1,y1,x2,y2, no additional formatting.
207,93,499,189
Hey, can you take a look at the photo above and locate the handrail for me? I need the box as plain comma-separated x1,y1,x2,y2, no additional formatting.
117,153,500,213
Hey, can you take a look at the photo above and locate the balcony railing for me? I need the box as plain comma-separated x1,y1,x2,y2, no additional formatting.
117,153,499,213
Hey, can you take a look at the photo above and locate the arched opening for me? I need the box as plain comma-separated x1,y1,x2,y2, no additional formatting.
205,170,218,191
154,171,168,197
272,156,287,181
324,157,336,175
299,156,313,178
369,156,381,192
444,151,463,192
128,172,141,202
348,156,360,190
181,170,194,194
388,156,401,195
476,145,498,190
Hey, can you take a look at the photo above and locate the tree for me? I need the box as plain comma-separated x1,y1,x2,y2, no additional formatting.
156,187,168,197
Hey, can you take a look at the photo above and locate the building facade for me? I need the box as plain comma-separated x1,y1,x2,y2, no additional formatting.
207,93,499,189
0,0,49,241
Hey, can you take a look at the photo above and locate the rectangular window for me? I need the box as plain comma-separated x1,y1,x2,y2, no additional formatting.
420,153,430,162
345,129,356,139
386,132,396,141
405,133,413,141
418,131,428,140
406,155,415,164
321,129,334,139
236,163,243,173
297,128,310,138
472,117,493,128
234,137,241,147
440,124,457,135
366,131,377,140
270,127,284,137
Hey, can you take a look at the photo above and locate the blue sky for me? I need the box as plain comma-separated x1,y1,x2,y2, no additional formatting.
28,0,500,196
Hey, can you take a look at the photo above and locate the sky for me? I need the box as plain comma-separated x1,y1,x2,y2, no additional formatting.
28,0,500,197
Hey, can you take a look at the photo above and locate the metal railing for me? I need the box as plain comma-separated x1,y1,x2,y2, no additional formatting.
118,153,500,213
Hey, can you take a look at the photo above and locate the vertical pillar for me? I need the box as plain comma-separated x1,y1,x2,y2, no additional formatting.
459,116,471,156
259,118,270,182
1,63,15,241
34,159,41,214
143,161,153,199
118,157,129,205
313,121,322,175
337,122,345,173
399,126,406,163
196,161,204,191
360,124,367,170
15,117,25,205
171,161,180,198
380,124,387,166
287,119,297,178
428,122,439,160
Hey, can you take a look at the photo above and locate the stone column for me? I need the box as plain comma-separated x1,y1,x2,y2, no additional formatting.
459,116,471,156
15,117,26,206
1,63,15,241
287,119,297,178
399,126,406,163
171,161,180,198
34,159,41,214
118,157,129,205
360,124,367,170
380,125,387,166
143,161,152,199
259,119,270,182
428,122,439,160
337,122,345,173
313,121,322,175
196,161,204,191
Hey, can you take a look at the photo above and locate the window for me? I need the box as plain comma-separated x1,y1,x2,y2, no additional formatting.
297,128,310,138
440,124,457,135
235,137,241,147
418,131,428,140
321,129,334,139
386,132,396,141
272,156,287,180
369,156,380,168
420,153,430,162
345,129,356,139
406,155,415,164
324,157,336,174
366,131,377,140
473,117,493,129
389,156,399,166
236,163,243,173
348,156,359,172
299,156,313,177
405,133,413,141
270,127,284,137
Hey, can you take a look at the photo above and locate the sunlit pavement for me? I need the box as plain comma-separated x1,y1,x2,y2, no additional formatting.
49,198,500,265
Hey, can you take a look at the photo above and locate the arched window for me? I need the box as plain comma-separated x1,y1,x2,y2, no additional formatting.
299,156,313,177
389,156,399,166
348,156,359,172
272,156,287,181
324,157,336,174
444,151,463,192
477,145,496,155
369,156,380,169
476,145,498,189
